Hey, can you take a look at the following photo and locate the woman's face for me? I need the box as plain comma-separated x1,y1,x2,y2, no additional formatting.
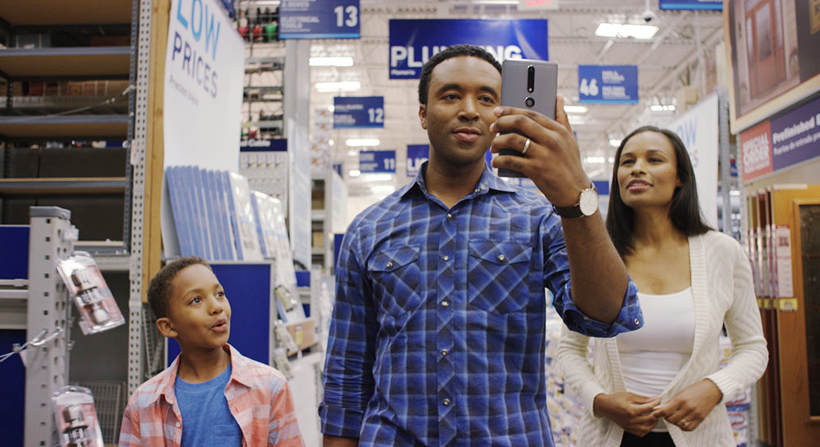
616,131,682,211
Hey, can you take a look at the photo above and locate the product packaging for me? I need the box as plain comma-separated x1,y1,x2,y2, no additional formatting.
56,251,125,334
51,386,105,447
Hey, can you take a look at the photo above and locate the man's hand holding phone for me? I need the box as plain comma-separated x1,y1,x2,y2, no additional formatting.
491,93,591,209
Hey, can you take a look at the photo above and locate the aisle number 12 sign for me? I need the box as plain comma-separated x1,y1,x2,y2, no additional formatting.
334,96,385,129
279,0,360,39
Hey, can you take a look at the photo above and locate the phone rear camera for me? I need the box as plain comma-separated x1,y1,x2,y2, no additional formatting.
525,97,535,107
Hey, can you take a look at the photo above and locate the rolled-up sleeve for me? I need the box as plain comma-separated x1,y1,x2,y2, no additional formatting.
541,212,643,338
319,225,378,438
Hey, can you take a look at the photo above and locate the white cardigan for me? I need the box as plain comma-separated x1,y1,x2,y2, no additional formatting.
556,231,768,447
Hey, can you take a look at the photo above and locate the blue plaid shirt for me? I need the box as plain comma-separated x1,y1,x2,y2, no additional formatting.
320,163,642,446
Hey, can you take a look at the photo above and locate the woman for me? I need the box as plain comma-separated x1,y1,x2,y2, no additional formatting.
556,126,768,447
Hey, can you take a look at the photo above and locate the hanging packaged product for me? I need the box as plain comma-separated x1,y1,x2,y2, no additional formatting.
272,347,293,378
51,386,105,447
273,319,298,353
56,251,125,335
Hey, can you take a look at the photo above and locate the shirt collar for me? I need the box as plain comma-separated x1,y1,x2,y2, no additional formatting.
150,344,245,405
400,160,518,200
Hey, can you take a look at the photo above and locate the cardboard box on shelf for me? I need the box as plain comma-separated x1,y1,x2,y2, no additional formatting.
285,318,316,355
312,231,324,248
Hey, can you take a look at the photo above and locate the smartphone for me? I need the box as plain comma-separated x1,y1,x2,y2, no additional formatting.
498,58,559,178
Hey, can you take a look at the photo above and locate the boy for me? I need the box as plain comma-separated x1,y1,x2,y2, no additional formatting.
118,256,304,446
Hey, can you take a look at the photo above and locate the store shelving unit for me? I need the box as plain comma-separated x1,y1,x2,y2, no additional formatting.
310,170,347,272
0,1,152,444
0,0,134,249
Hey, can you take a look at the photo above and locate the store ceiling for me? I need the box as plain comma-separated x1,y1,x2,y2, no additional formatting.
276,0,724,198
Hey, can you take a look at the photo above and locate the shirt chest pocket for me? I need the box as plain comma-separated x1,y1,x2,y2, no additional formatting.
467,240,533,314
367,245,422,316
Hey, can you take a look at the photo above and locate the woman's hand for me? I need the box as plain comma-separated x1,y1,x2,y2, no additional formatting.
593,392,661,437
652,379,723,431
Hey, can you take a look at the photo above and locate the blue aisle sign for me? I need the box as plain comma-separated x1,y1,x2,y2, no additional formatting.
659,0,722,10
239,138,288,151
578,65,639,104
334,96,385,129
388,19,549,79
279,0,360,39
406,144,429,177
360,150,396,173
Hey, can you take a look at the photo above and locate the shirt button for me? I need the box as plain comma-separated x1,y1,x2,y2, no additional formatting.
474,188,480,193
386,261,393,268
497,254,506,262
176,422,181,428
443,255,450,261
441,348,448,356
446,213,453,219
441,300,450,308
443,398,451,406
634,318,641,326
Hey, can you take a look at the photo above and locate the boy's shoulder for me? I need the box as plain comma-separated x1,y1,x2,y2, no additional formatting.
127,366,177,409
228,345,289,388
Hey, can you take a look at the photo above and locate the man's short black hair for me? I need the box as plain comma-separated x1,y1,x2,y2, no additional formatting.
147,256,211,319
417,44,502,105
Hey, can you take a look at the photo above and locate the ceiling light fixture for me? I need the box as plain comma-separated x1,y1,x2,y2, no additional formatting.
564,105,589,114
568,115,587,125
609,139,623,147
310,56,354,67
361,173,394,182
584,156,606,164
315,81,361,92
650,104,676,112
348,169,361,177
346,138,380,147
595,23,659,40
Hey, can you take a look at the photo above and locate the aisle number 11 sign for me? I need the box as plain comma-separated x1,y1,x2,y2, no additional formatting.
279,0,360,39
359,150,396,174
334,96,385,129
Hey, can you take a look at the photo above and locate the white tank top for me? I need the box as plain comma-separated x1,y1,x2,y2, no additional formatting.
617,287,695,431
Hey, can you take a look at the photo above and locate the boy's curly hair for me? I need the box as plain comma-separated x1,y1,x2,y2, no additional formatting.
147,256,211,319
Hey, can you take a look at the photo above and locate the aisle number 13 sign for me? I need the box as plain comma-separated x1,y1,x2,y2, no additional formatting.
280,0,360,39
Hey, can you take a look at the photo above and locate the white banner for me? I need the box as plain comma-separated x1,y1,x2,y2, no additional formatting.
163,0,244,171
667,94,719,229
161,0,244,258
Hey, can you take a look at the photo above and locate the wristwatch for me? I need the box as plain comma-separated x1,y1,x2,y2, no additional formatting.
553,183,598,218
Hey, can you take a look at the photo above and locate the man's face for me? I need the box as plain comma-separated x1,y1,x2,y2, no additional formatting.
419,56,501,168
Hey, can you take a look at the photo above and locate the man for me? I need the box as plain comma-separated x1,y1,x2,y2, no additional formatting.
320,44,642,447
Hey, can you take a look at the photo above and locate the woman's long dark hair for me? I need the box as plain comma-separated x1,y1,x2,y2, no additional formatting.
605,126,712,258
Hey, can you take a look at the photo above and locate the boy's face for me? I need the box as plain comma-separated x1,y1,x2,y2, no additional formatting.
419,56,501,168
156,264,231,352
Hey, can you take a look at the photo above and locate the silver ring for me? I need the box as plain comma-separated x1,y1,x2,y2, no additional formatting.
681,420,690,426
521,138,531,155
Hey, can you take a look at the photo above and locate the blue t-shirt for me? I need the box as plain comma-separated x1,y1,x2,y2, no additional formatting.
175,363,242,447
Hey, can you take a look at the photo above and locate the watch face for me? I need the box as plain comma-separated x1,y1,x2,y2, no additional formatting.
579,189,598,216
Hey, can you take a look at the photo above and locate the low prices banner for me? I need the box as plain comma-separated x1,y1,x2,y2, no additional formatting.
164,0,244,171
667,95,719,228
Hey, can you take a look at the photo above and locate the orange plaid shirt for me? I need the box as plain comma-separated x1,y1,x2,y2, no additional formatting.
118,344,303,447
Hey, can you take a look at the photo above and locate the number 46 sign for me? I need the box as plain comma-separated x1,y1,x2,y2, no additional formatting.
578,65,638,104
279,0,360,39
